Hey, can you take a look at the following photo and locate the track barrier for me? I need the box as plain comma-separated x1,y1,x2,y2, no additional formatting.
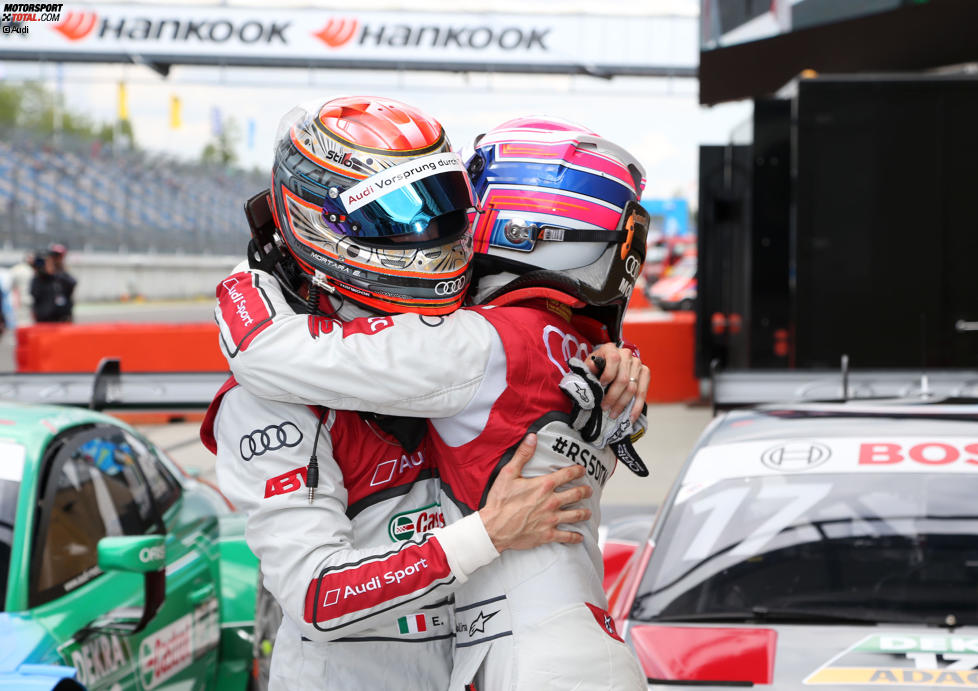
622,309,699,403
16,309,699,404
16,323,226,373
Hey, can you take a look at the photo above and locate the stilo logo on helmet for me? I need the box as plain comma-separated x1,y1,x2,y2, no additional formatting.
269,96,477,317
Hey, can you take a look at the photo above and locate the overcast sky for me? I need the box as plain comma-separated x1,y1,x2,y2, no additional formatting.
0,1,753,206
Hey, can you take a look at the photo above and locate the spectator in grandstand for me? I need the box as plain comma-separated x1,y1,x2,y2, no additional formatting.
30,248,75,323
9,250,35,324
48,243,76,321
0,272,9,338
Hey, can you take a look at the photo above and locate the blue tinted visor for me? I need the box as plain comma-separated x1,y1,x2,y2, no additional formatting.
324,153,475,240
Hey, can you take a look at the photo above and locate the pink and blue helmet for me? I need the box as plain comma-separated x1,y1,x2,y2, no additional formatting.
464,116,649,341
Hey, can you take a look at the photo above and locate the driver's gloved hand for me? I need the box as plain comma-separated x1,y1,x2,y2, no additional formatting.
559,357,650,478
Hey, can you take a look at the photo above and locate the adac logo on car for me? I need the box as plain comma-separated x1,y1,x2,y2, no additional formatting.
388,503,445,542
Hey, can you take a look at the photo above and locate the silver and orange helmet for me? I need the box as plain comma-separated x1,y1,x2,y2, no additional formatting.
270,96,475,315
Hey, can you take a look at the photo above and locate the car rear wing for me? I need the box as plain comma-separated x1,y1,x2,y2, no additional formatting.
0,359,226,412
711,357,978,413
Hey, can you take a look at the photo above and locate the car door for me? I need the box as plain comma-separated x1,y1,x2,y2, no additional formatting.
29,424,219,689
120,428,221,690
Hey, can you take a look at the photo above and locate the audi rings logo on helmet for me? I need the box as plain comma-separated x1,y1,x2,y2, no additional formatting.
624,254,642,280
434,276,467,295
239,422,304,461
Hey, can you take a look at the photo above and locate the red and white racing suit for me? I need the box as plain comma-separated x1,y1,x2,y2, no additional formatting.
201,376,499,690
215,266,646,690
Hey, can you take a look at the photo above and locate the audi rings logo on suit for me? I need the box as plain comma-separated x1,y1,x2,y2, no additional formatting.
240,422,304,460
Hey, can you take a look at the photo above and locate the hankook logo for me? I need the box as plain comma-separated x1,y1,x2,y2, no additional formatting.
312,17,358,48
54,10,96,40
312,18,551,52
51,14,291,44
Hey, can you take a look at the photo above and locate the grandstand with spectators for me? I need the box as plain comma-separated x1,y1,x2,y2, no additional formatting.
0,128,264,255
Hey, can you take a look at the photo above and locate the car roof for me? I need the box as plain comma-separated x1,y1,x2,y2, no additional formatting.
702,399,978,444
676,399,978,487
752,399,978,416
0,402,130,469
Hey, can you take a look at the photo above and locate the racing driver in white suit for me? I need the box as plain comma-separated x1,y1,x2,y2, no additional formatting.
204,99,608,690
215,109,651,689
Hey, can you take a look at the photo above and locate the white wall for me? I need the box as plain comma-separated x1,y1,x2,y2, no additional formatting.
0,252,241,301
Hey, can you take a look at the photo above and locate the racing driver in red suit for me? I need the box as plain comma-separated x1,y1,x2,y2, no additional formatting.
213,104,651,689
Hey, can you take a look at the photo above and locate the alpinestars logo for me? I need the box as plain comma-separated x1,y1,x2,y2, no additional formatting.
467,610,499,636
311,16,551,52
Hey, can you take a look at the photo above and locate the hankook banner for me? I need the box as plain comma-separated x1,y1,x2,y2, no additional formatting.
0,3,697,76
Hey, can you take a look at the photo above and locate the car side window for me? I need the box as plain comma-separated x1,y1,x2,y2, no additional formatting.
123,431,181,515
30,426,159,607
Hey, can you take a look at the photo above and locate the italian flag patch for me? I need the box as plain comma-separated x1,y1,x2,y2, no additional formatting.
397,613,427,635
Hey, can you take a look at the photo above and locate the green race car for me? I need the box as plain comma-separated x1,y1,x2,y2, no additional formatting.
0,400,269,690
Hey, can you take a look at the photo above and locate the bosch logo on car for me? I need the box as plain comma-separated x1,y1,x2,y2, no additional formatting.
761,441,831,471
859,441,978,466
434,276,467,295
239,421,303,461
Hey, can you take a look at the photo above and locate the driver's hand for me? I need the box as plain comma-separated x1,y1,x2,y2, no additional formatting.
479,434,591,552
586,343,650,422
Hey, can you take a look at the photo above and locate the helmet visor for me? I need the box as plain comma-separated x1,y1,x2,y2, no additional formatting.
325,152,474,240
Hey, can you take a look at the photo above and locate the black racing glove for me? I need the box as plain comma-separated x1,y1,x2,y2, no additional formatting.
559,357,605,443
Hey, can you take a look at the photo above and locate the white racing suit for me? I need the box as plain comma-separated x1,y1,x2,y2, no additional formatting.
215,266,647,691
200,377,499,690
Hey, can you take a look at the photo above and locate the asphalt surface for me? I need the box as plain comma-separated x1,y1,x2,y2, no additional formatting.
10,299,716,522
